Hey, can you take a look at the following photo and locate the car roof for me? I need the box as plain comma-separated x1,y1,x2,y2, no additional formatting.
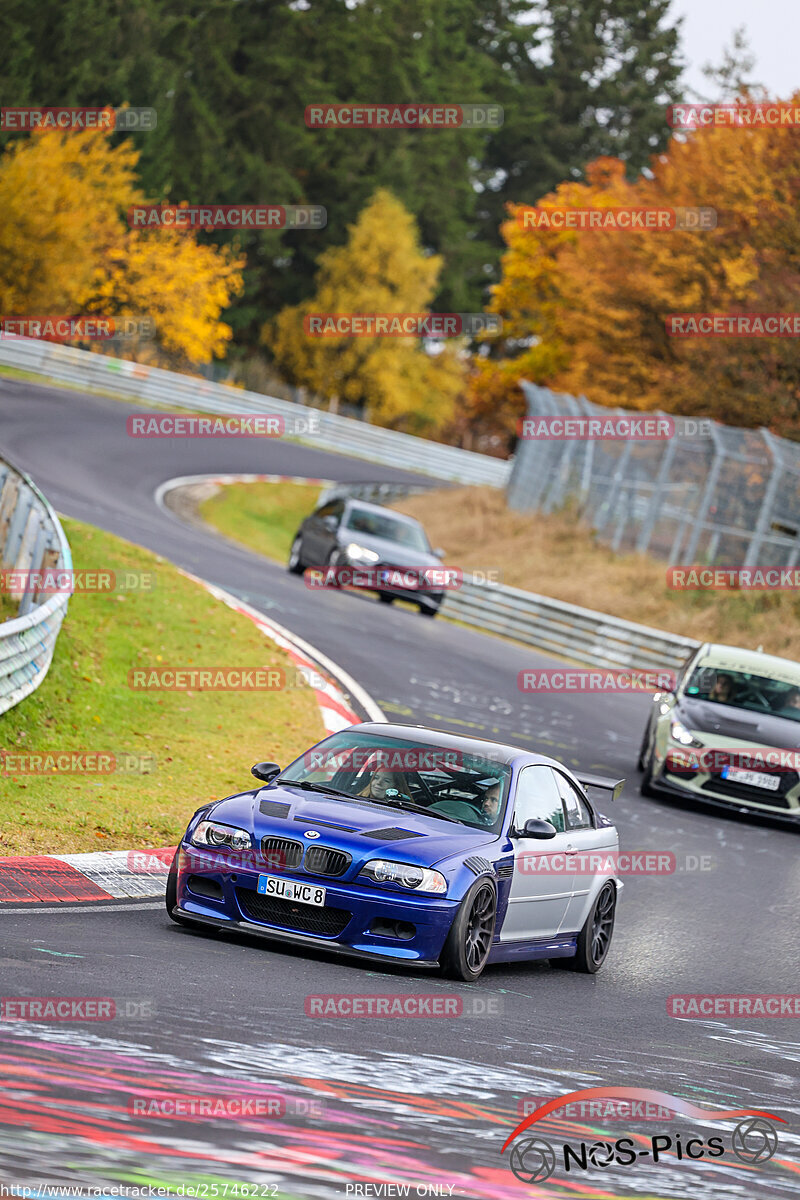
694,643,800,685
352,722,568,770
341,498,422,527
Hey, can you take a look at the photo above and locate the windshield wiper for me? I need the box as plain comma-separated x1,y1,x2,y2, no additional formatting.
380,798,468,825
283,780,354,800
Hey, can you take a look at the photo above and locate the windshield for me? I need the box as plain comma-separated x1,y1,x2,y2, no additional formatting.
279,730,511,830
685,666,800,722
343,507,430,552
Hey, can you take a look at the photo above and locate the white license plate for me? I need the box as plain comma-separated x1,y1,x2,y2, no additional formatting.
721,766,781,791
257,874,327,905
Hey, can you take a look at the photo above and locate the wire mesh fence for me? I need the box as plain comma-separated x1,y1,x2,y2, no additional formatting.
508,383,800,567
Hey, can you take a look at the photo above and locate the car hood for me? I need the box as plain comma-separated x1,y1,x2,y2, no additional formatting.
208,784,498,869
677,697,800,749
337,531,440,568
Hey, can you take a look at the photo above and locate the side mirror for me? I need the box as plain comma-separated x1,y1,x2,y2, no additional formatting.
433,547,445,559
321,515,338,532
518,818,557,840
251,761,281,783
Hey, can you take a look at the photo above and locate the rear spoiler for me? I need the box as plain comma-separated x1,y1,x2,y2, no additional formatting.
575,773,625,803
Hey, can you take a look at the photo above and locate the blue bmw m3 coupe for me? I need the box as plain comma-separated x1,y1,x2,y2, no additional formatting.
166,724,624,981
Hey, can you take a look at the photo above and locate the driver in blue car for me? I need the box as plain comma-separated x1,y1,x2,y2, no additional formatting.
478,782,501,824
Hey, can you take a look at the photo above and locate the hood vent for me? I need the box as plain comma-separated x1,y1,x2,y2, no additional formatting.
259,799,291,819
293,817,358,832
364,827,424,841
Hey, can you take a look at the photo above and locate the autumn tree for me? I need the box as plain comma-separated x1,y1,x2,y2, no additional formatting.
473,96,800,444
0,125,243,367
266,190,466,434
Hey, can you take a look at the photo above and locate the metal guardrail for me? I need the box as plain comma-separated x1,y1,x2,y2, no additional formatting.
0,457,72,714
441,577,699,672
0,336,512,487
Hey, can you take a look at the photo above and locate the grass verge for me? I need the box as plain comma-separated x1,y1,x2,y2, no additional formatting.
200,480,322,564
393,486,800,660
0,517,324,856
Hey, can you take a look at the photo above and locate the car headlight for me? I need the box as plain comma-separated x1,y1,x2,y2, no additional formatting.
359,859,447,893
670,719,704,749
192,820,252,851
345,542,380,564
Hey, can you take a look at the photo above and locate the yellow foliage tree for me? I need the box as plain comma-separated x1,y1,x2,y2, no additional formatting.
0,126,243,367
265,189,465,434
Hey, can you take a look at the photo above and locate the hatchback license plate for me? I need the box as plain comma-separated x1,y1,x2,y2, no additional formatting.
257,874,326,905
721,766,781,791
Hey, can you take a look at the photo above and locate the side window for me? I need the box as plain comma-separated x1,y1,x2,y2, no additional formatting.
556,773,593,830
315,500,344,522
513,766,565,833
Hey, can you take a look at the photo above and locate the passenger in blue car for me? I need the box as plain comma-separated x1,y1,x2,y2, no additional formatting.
358,765,411,803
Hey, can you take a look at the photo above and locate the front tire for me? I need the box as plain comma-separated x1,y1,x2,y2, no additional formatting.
440,878,497,981
165,850,190,926
287,534,304,575
552,880,616,973
640,737,657,796
637,715,654,770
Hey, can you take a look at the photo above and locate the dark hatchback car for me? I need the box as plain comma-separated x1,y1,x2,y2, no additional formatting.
288,496,447,616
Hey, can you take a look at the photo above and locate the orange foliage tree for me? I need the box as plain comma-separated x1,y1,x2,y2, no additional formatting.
0,125,243,367
473,98,800,444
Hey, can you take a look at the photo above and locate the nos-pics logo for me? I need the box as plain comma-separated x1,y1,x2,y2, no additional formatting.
503,1088,782,1184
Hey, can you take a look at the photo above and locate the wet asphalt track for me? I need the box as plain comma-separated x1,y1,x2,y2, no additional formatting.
0,376,798,1195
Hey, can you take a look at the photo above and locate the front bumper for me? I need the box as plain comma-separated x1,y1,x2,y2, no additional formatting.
174,845,458,965
649,765,800,824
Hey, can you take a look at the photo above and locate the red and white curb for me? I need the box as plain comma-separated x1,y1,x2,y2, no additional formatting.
153,472,336,511
0,571,383,906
